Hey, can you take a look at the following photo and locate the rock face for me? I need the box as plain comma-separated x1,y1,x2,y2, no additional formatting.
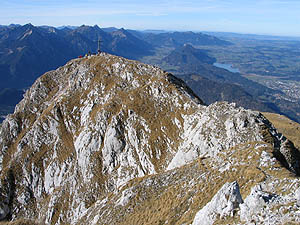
0,53,299,224
192,181,243,225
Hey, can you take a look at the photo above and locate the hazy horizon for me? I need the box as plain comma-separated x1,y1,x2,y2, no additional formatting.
2,23,300,39
1,0,300,37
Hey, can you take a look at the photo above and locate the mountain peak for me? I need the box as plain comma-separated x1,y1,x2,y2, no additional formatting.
164,44,216,66
111,28,129,37
0,53,299,224
14,53,203,117
24,23,34,27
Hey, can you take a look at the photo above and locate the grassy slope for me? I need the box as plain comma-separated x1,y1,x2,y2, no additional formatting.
78,141,298,225
263,112,300,149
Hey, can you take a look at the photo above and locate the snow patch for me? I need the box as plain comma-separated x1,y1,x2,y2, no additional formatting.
20,29,32,40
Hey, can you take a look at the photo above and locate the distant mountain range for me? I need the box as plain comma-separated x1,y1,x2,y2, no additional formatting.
0,24,154,89
142,31,232,47
109,28,153,59
1,23,299,122
203,31,300,41
161,44,300,122
163,44,277,94
0,24,75,89
0,24,237,122
0,24,230,90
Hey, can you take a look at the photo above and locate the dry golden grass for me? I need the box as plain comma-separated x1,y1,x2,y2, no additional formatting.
0,219,41,225
83,140,295,225
263,112,300,149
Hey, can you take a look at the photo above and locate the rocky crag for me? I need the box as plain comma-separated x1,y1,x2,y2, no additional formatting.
0,53,299,224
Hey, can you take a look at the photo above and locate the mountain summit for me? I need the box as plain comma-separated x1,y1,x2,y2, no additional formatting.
164,44,216,66
0,53,299,224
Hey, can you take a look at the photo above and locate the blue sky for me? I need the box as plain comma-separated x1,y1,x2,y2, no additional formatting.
1,0,300,36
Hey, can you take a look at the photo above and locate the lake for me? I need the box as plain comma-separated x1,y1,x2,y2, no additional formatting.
213,63,240,73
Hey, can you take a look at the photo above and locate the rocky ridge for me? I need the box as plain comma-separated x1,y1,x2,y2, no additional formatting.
0,53,299,224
